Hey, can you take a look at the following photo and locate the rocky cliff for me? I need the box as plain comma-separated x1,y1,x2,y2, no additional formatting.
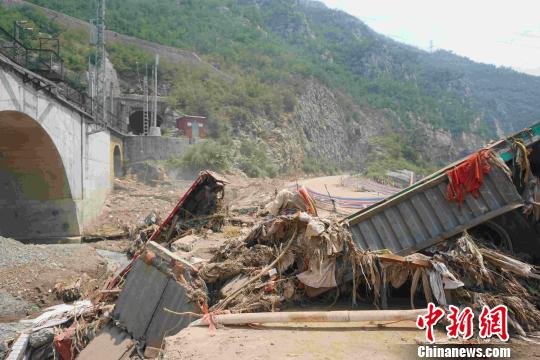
7,0,537,175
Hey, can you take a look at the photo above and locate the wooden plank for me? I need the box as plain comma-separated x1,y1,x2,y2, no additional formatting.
147,241,197,271
378,253,431,269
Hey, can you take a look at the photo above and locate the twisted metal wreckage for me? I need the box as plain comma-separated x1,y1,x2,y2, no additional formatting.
6,122,540,359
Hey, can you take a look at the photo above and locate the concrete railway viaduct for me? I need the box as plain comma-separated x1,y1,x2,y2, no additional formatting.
0,54,184,242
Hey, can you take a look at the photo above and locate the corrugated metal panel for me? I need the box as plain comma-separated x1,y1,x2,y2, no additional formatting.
347,165,523,255
144,277,198,348
112,257,199,347
112,259,169,340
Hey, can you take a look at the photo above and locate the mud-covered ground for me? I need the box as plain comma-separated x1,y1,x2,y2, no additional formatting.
0,237,108,321
163,320,539,360
0,172,396,352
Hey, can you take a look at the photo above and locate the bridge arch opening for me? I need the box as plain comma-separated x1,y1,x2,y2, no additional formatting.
0,110,79,239
128,110,163,135
113,145,123,178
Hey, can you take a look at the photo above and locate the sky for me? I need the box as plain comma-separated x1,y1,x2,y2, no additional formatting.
320,0,540,75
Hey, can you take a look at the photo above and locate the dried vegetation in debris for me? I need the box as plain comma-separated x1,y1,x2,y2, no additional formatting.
188,215,540,337
197,216,353,313
136,176,540,340
5,166,540,359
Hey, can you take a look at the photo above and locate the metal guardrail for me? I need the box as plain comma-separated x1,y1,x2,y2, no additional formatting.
306,188,386,210
0,26,64,82
0,25,125,132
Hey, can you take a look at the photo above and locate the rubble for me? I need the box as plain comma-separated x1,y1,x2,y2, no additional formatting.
4,163,540,359
0,237,108,319
82,177,191,239
125,161,170,185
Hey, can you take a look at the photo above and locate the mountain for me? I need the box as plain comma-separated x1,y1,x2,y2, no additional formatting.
3,0,540,177
517,67,540,77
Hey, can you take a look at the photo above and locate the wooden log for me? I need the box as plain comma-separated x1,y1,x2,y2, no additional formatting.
99,289,121,294
378,253,431,268
147,241,197,272
191,308,427,327
165,215,180,243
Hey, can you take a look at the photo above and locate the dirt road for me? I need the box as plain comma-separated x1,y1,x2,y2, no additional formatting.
164,320,536,360
294,175,378,198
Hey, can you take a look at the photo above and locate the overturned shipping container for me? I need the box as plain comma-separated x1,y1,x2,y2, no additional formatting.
345,122,540,259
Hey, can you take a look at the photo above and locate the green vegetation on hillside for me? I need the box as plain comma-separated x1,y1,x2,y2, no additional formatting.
25,0,490,137
7,0,540,178
166,137,278,178
364,135,434,180
0,6,92,88
167,63,295,135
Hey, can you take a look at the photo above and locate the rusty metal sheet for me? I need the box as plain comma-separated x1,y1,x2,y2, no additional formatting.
345,165,523,255
148,171,226,242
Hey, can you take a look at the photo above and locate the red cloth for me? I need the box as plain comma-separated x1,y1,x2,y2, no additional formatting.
447,149,491,206
53,324,77,360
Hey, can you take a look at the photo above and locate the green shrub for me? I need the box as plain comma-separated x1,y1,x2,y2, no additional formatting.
363,135,433,180
237,140,277,178
301,158,339,176
167,139,233,173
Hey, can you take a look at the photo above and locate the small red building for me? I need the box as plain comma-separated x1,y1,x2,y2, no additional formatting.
176,115,206,139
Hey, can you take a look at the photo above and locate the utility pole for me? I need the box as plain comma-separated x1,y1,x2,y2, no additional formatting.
93,0,107,126
143,64,149,135
148,54,161,136
429,40,434,53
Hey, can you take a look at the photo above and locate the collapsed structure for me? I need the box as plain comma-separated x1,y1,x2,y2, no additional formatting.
4,123,540,359
345,123,540,260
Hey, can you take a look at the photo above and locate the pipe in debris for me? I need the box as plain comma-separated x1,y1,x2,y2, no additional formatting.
191,308,427,327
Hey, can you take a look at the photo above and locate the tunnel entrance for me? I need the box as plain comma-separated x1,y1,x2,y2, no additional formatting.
113,145,123,178
0,110,79,239
128,110,163,135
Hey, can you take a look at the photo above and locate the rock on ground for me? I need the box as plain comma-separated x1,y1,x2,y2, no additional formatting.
0,237,108,320
0,291,31,320
29,328,55,349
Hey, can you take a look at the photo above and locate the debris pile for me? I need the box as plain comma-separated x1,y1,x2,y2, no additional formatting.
5,300,112,360
434,234,540,335
198,214,352,313
4,161,540,359
108,174,540,352
189,216,540,338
